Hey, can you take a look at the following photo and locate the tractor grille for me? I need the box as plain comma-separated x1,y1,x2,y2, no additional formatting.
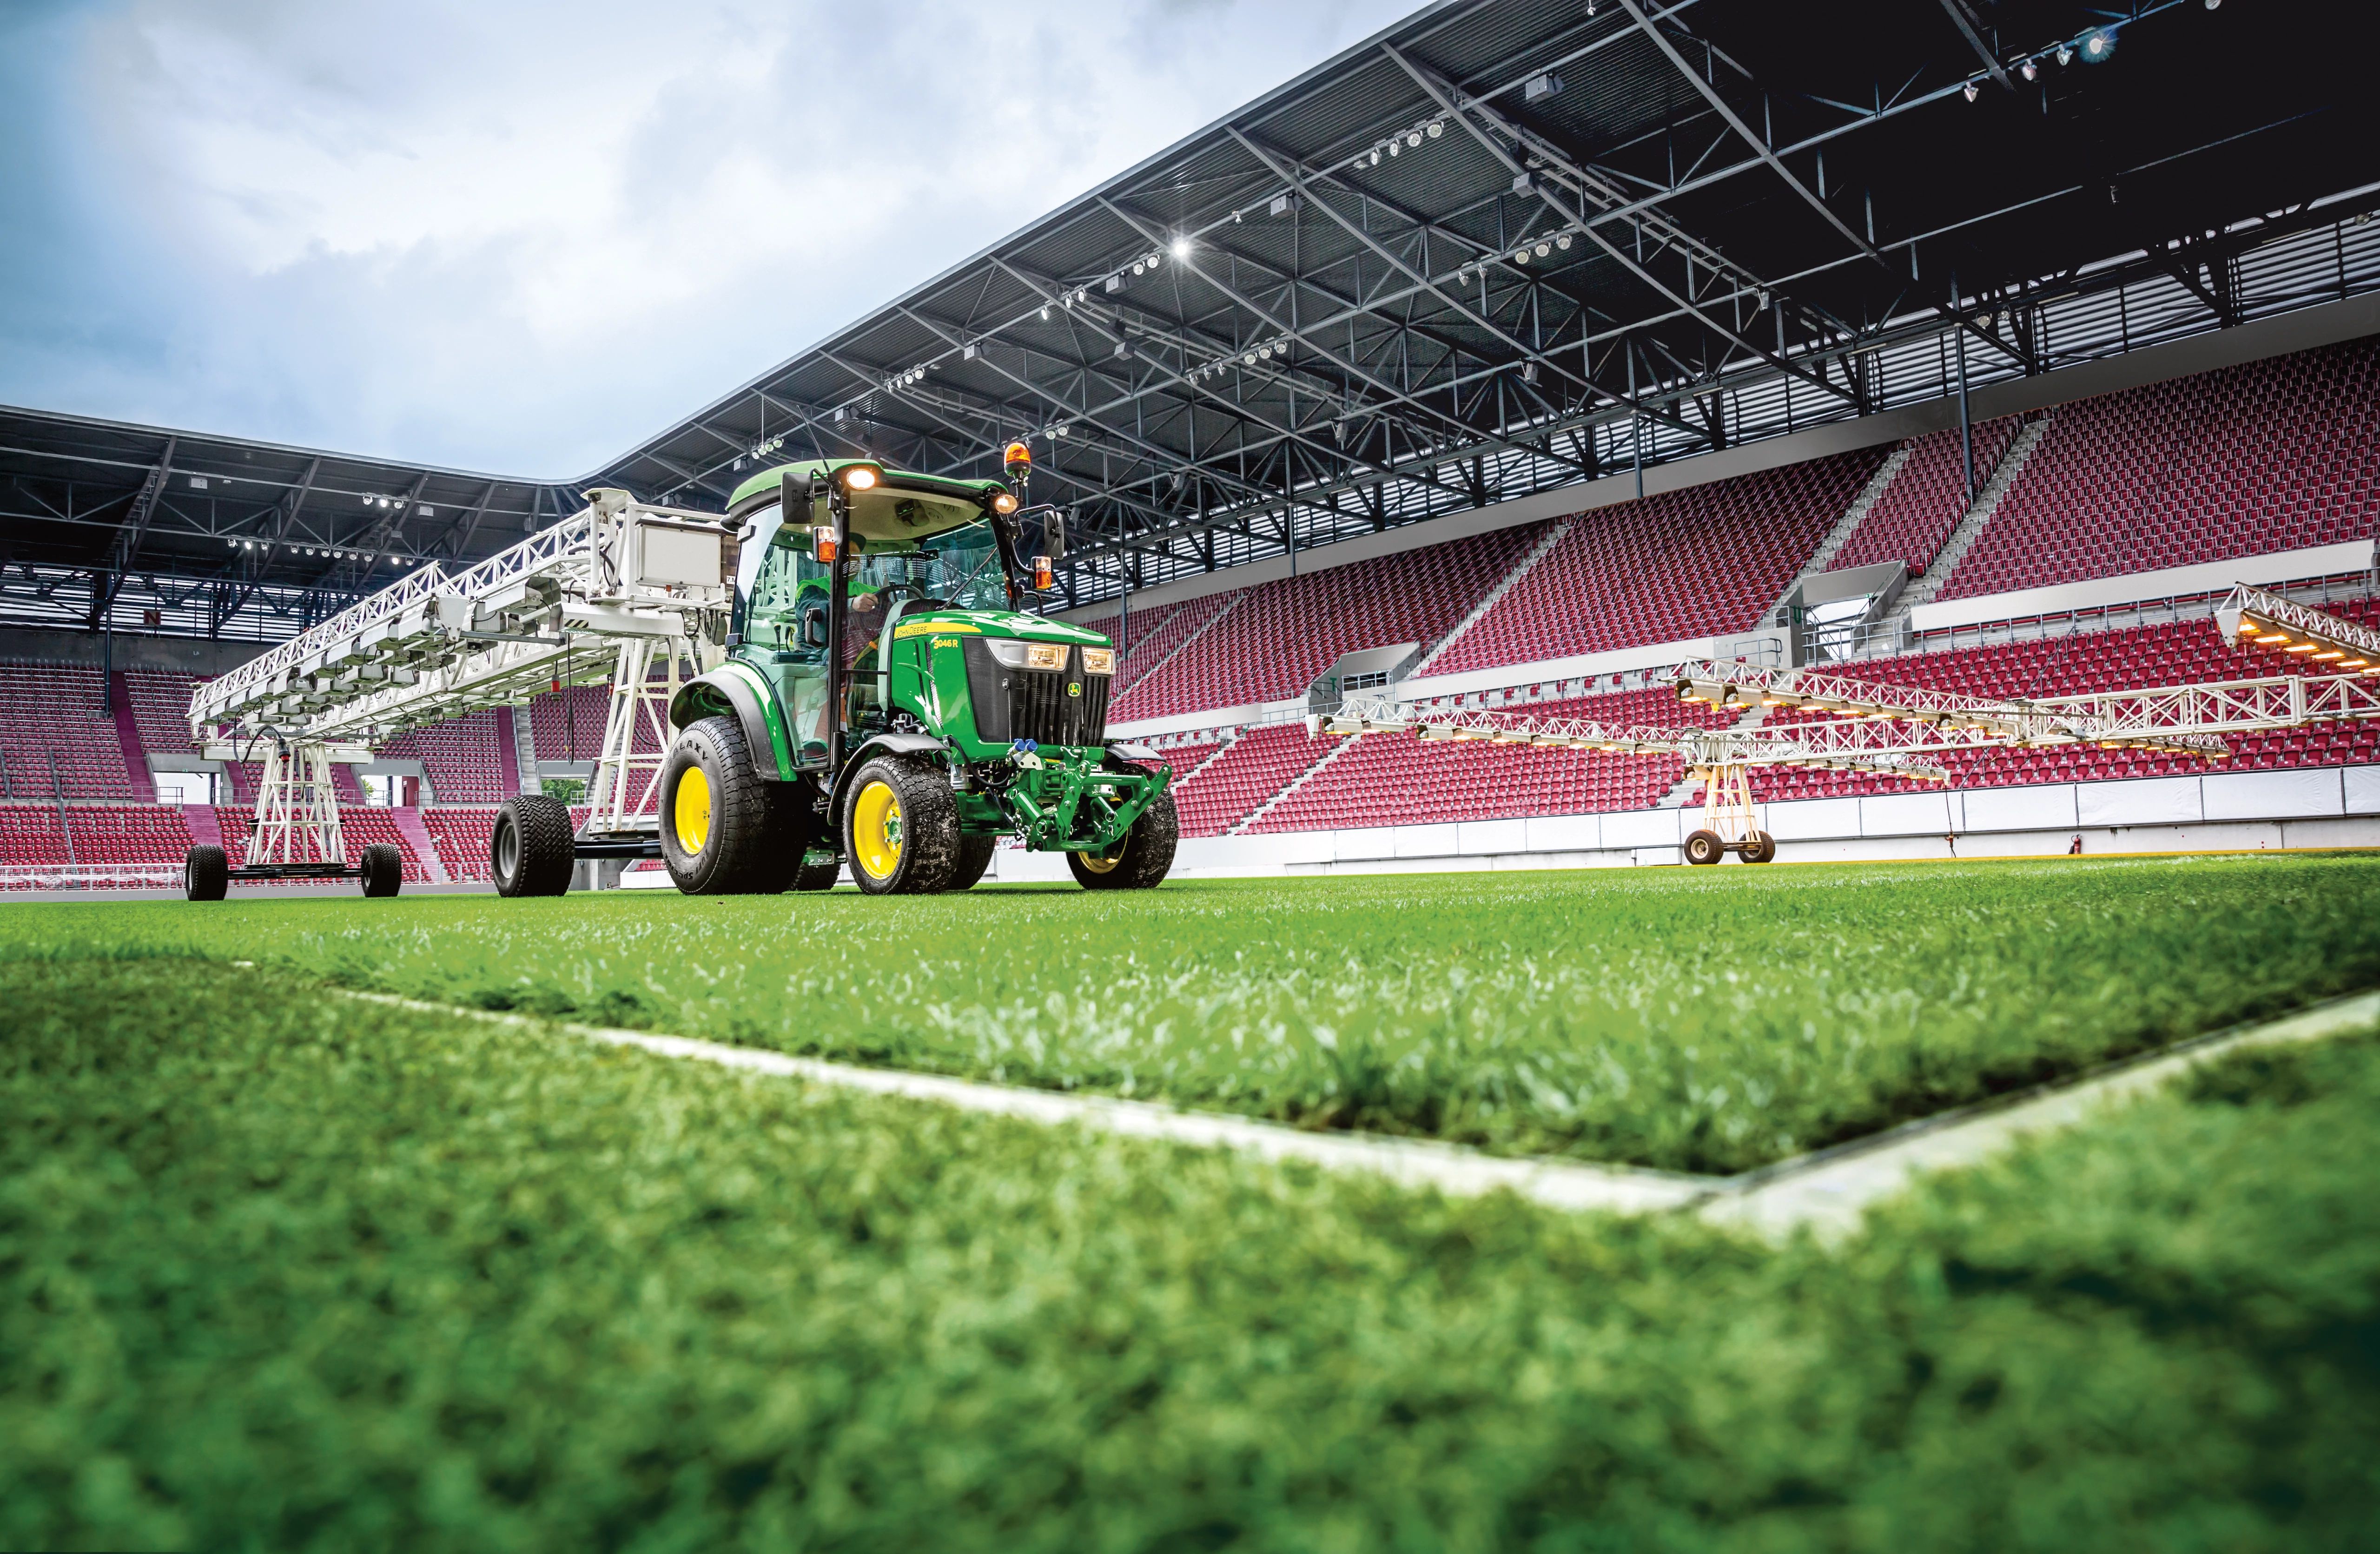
962,641,1111,747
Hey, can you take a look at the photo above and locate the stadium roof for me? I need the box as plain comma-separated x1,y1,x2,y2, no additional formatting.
7,0,2378,639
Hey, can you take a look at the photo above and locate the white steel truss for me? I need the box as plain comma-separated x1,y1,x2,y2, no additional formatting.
2215,584,2380,669
246,740,346,866
190,489,735,864
1316,592,2380,785
588,634,701,834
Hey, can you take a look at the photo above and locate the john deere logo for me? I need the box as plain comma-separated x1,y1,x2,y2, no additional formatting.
1067,681,1082,698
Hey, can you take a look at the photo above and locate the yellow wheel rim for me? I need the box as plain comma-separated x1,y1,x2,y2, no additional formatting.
674,765,712,855
852,779,904,881
1078,845,1124,874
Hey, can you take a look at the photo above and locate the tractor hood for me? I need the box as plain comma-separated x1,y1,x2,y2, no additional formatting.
889,608,1111,647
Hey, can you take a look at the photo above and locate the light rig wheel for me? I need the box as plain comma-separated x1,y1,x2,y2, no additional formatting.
185,844,229,902
358,842,405,897
1683,829,1725,866
492,795,575,897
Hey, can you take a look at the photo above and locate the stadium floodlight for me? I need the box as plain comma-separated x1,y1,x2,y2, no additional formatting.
2080,27,2114,61
1963,79,1980,102
2056,43,2075,65
1170,235,1190,260
2019,58,2039,80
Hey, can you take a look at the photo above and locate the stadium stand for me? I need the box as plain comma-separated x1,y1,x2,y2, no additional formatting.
1828,419,2023,576
1426,450,1886,677
1171,724,1332,837
529,686,621,764
1253,686,1739,833
1112,531,1540,721
424,807,499,882
1097,595,1237,696
382,710,512,803
1939,340,2380,599
0,662,135,800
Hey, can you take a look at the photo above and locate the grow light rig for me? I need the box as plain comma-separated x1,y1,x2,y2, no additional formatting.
1312,586,2380,862
187,489,734,893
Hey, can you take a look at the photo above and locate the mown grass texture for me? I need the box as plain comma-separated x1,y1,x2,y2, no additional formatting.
4,959,2377,1552
6,853,2379,1172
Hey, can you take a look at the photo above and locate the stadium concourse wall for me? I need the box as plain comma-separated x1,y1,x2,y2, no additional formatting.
985,766,2380,882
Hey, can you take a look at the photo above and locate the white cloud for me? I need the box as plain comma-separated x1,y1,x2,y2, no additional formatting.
23,0,1415,474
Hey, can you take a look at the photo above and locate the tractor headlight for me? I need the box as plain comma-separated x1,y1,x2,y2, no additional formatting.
986,638,1069,671
1081,646,1116,674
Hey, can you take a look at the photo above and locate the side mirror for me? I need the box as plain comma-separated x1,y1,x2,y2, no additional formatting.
778,468,815,518
1038,511,1067,560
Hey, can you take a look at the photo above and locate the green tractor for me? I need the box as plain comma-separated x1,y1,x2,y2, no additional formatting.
651,446,1177,896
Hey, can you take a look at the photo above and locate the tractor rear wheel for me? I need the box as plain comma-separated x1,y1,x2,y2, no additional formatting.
359,842,405,897
184,844,229,902
492,795,575,897
842,757,960,895
661,715,796,894
1068,790,1178,891
1683,829,1725,865
948,836,997,890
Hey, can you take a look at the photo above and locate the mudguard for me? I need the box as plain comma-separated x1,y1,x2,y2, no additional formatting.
829,732,951,820
670,665,795,781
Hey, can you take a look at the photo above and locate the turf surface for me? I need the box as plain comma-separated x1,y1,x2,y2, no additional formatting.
7,854,2378,1172
4,958,2376,1551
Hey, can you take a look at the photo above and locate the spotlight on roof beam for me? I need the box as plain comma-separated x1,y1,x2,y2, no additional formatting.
2056,43,2074,65
1170,235,1190,260
1963,79,1980,102
2019,58,2038,80
2079,27,2114,61
1524,73,1563,102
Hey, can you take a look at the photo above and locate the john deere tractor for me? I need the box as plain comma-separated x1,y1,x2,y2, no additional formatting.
646,447,1176,896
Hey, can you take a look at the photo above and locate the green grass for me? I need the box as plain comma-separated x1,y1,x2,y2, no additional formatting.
4,958,2376,1551
6,853,2380,1172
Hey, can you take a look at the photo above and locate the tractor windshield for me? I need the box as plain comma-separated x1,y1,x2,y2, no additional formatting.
853,529,1009,612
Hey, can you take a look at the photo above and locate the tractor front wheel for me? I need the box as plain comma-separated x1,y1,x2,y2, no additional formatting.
1068,790,1178,891
662,715,794,894
1683,829,1725,865
842,757,960,896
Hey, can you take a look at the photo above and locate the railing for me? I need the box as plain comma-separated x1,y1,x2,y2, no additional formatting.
0,863,185,891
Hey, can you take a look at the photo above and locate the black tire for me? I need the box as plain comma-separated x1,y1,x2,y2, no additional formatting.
948,836,997,891
792,853,842,891
359,842,405,898
492,796,575,897
841,756,960,896
1742,830,1778,864
661,715,800,895
1683,829,1725,866
184,844,228,902
1067,789,1178,891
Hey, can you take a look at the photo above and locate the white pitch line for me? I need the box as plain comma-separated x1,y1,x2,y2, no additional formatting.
1697,988,2380,1240
340,987,2377,1233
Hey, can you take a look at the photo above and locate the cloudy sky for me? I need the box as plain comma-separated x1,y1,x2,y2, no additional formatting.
0,0,1415,478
